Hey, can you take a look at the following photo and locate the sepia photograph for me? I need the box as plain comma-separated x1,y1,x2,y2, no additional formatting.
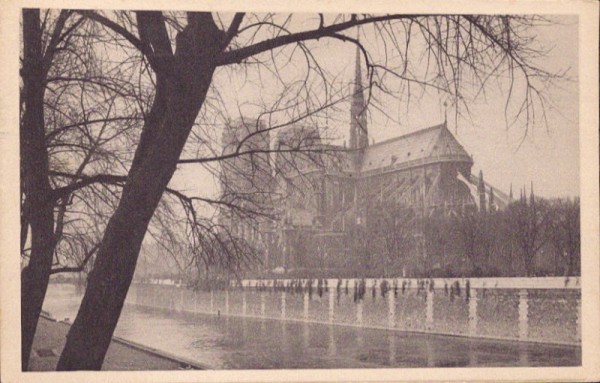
1,0,599,382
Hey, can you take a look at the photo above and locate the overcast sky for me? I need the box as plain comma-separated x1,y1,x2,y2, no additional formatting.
171,14,579,210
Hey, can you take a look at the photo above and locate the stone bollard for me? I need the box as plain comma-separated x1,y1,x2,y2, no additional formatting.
518,289,529,340
388,287,395,328
194,290,198,313
260,292,266,317
468,288,478,336
210,290,214,313
303,292,310,320
426,288,434,330
328,286,335,323
281,291,286,319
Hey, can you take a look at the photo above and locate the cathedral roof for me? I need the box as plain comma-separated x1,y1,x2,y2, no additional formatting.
360,123,472,173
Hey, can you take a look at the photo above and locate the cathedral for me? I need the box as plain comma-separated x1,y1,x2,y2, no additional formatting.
219,49,508,274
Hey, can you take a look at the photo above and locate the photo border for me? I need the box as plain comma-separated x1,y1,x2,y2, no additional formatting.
1,0,598,382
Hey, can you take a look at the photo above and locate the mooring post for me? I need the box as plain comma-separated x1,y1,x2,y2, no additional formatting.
281,291,286,319
468,288,478,336
518,289,529,340
194,290,198,313
210,290,214,313
260,291,266,317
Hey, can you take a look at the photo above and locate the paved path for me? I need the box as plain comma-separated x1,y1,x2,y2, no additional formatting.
29,315,202,371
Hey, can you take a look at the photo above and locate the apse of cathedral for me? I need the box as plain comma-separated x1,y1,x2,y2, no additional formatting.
219,48,509,273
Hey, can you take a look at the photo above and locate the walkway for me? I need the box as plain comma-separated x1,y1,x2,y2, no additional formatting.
28,315,205,371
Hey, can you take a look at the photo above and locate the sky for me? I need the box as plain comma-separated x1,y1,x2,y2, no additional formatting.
170,14,579,208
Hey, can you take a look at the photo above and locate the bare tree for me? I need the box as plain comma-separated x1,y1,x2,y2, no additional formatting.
20,9,197,368
506,191,551,276
20,9,88,369
18,10,562,370
547,197,580,276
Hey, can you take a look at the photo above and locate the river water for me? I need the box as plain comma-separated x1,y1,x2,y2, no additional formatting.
42,283,580,369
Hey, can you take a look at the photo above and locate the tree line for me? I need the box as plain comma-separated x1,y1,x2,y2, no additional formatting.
345,194,581,278
246,194,579,280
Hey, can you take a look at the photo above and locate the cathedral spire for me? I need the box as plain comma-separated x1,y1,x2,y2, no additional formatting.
350,44,368,151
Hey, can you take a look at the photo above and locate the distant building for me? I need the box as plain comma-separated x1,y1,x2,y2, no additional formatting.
219,48,508,274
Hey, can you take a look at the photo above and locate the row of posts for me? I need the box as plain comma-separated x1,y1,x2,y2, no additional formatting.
159,284,580,342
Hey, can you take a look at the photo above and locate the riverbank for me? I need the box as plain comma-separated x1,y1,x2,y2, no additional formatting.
28,314,207,371
41,284,581,369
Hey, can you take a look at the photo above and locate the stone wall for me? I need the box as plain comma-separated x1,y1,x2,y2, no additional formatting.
126,277,580,346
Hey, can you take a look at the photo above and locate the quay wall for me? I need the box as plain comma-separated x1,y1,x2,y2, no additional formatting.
126,277,581,346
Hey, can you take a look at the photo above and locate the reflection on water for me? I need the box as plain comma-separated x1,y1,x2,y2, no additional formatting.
426,338,435,367
43,284,580,369
519,343,529,366
327,325,336,357
388,333,395,365
302,323,309,350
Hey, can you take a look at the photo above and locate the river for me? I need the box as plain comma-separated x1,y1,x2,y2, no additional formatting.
42,283,580,369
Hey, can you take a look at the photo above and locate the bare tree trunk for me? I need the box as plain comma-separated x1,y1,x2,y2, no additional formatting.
524,250,535,277
57,13,221,368
20,9,57,370
56,84,213,370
